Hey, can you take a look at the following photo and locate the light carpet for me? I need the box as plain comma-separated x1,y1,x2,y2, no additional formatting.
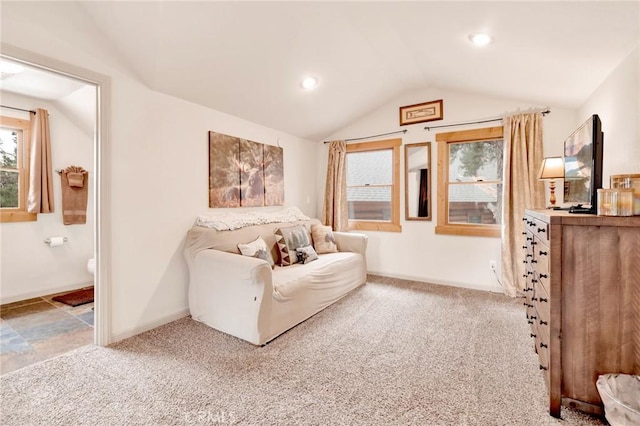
1,276,603,425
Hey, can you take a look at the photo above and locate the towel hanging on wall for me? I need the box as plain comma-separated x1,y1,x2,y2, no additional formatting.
60,166,88,225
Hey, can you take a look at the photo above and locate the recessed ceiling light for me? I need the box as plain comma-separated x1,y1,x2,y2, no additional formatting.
301,76,318,90
468,33,493,47
0,60,25,74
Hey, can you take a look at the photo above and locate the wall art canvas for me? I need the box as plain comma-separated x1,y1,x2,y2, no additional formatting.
264,144,284,206
238,139,265,207
208,131,284,208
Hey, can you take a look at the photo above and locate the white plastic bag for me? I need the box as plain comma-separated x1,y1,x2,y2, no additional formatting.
596,374,640,426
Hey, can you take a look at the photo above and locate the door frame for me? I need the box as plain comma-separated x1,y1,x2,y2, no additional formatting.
1,43,112,346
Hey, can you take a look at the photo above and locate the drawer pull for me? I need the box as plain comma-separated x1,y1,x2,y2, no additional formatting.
522,274,528,278
523,260,528,264
539,251,547,256
532,297,538,301
530,315,537,320
539,273,548,278
522,231,527,235
540,320,548,325
531,260,538,264
531,279,538,283
539,297,548,303
539,365,548,371
540,342,548,348
522,217,527,221
528,320,533,324
526,254,533,257
537,228,546,233
530,333,536,338
522,245,528,249
526,237,533,241
532,241,537,245
528,271,533,275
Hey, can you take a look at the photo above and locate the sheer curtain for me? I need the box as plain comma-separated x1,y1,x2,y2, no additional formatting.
322,140,348,231
501,112,545,297
27,108,54,213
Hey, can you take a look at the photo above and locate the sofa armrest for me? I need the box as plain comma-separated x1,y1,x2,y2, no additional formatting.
189,249,273,344
333,231,368,256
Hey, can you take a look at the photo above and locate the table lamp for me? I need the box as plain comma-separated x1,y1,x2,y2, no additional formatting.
538,157,564,207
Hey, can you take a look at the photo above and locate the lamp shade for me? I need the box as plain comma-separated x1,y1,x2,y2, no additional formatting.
538,157,564,180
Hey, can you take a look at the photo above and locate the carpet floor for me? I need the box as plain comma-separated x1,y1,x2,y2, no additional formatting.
0,276,604,425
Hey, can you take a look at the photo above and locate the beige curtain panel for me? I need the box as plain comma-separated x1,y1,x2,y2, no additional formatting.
27,108,54,213
322,140,348,231
501,112,545,297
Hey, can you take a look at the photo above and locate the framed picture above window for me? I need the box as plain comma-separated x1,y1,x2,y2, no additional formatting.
399,99,443,126
435,126,504,237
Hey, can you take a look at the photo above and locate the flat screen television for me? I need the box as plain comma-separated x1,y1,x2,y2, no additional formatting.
563,114,604,214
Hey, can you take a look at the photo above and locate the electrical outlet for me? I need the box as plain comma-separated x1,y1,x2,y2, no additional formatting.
489,260,497,271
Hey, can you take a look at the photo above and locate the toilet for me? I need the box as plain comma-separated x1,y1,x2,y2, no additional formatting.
87,257,95,276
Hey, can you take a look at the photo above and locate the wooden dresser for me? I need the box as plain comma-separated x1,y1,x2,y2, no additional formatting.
523,209,640,418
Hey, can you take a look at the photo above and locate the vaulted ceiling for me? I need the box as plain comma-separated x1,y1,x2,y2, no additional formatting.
4,2,640,141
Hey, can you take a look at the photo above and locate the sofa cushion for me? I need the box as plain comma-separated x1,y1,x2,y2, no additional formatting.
271,252,364,301
311,224,338,254
274,224,312,266
237,236,275,268
296,245,318,264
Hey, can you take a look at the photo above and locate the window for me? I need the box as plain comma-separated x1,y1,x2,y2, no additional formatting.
346,138,402,232
436,126,503,237
1,116,35,222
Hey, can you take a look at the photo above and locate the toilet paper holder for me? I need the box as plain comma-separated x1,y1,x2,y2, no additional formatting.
44,237,68,244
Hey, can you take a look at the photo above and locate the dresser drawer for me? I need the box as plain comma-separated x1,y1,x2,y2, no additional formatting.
536,339,550,387
534,279,550,326
536,241,549,268
526,216,549,242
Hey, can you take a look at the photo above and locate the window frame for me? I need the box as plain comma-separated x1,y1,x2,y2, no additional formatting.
435,126,503,237
0,115,36,223
346,138,402,232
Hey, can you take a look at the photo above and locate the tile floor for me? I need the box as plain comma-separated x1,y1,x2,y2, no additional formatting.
0,288,94,375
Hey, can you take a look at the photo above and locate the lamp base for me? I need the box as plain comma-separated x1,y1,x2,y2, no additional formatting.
549,180,557,207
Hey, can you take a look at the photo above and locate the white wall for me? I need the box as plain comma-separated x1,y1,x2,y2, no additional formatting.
0,91,95,303
578,46,639,183
317,87,577,292
1,2,317,340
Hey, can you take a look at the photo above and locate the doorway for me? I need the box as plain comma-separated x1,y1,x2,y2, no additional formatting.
0,44,110,368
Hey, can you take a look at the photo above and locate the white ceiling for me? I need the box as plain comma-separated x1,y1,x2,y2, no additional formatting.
1,63,86,101
6,2,640,141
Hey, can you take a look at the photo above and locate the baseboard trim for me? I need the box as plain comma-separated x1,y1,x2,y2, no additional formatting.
367,271,504,294
0,281,94,305
111,308,190,343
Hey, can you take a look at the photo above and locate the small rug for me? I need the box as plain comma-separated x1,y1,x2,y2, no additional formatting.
52,288,94,307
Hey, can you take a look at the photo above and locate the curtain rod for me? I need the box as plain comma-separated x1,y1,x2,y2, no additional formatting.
0,105,36,115
323,129,407,144
424,109,550,131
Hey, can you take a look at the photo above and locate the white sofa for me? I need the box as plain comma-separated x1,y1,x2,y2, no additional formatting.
184,218,368,345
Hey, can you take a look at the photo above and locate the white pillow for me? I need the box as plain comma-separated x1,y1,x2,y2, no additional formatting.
296,245,319,264
237,236,275,268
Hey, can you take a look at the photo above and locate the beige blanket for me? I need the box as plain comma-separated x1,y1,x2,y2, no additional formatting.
60,166,88,225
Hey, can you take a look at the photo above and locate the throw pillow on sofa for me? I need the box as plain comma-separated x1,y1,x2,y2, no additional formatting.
238,236,275,268
296,245,319,264
311,224,338,254
274,224,312,266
